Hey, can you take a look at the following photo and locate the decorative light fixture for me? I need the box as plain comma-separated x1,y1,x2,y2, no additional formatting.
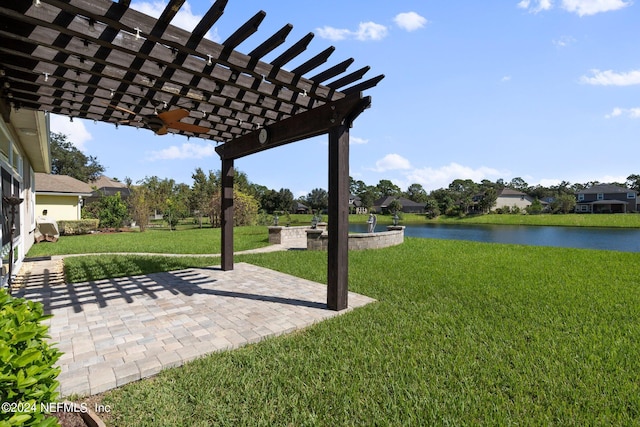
206,54,213,66
88,18,96,32
134,27,141,40
33,0,42,7
69,116,73,122
110,89,114,98
43,72,49,82
301,89,307,97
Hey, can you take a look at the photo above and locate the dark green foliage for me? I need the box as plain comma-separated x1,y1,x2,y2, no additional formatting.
94,193,129,228
0,290,61,426
50,132,105,182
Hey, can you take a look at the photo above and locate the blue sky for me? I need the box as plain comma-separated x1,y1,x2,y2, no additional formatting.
50,0,640,197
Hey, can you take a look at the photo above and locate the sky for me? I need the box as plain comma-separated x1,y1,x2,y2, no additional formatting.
50,0,640,198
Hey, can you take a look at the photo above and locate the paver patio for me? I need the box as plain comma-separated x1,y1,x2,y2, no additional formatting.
14,261,375,397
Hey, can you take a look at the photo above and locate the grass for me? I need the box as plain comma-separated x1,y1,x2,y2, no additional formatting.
82,238,640,426
26,226,269,257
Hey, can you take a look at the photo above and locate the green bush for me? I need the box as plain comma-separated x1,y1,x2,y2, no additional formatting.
0,289,62,426
57,219,99,235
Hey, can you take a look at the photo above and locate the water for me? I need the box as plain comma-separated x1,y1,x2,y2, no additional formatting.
349,223,640,253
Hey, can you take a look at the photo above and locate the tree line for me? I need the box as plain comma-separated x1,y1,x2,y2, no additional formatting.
50,132,640,228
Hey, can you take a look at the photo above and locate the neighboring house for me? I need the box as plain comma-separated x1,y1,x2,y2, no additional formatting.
293,201,310,214
349,195,367,214
35,173,93,221
85,175,131,205
0,108,51,284
493,188,535,211
373,196,425,214
575,184,639,213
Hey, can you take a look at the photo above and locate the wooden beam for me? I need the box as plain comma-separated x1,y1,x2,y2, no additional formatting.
216,93,370,160
327,124,350,311
221,158,234,271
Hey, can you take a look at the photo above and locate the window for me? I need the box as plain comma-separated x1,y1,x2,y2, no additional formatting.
578,194,584,201
579,205,590,212
627,192,636,199
597,193,604,200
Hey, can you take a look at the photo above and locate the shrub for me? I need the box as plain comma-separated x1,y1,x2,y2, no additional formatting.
0,289,62,426
57,219,99,235
101,193,129,228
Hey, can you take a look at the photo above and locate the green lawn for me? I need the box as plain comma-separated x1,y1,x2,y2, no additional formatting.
26,226,269,257
85,238,640,426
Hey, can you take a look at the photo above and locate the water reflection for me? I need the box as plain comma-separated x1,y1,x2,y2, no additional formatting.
349,223,640,252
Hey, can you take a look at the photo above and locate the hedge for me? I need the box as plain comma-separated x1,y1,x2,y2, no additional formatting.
57,219,99,236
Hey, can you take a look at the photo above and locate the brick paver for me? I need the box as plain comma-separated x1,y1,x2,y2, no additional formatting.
15,258,375,397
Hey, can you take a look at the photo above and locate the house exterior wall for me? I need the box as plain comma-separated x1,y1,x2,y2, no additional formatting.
0,111,49,284
494,195,533,210
575,187,638,213
36,194,82,221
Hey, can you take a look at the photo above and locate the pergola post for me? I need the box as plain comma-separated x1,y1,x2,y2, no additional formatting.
221,158,234,271
327,123,350,311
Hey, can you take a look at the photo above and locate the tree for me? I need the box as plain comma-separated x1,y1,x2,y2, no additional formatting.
509,177,530,193
305,188,328,212
209,190,259,227
50,132,105,182
376,179,401,197
128,185,151,232
424,198,440,219
190,168,218,228
387,199,402,214
526,198,543,215
551,193,576,214
405,183,428,203
478,187,497,213
627,174,640,192
96,192,128,228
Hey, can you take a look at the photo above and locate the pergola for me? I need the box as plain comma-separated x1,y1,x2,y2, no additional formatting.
0,0,383,311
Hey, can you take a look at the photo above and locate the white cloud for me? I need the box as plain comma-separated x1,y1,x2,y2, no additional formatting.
501,75,512,82
580,69,640,86
518,0,631,15
49,114,93,151
605,107,640,118
561,0,631,16
518,0,553,13
131,1,220,41
147,142,217,161
394,12,428,32
350,136,369,145
371,154,411,172
553,35,576,48
405,162,504,192
316,22,388,42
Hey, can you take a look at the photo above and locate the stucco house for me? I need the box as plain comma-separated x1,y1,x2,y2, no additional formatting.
35,173,93,221
493,188,535,211
575,184,639,213
0,108,51,286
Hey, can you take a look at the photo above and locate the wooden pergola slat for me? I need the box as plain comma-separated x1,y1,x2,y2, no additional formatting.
0,0,384,311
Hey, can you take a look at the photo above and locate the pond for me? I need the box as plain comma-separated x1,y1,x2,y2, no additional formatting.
349,223,640,253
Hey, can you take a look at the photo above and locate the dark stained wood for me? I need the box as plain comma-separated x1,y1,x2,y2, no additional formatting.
269,33,314,68
222,11,266,52
310,58,354,83
221,158,234,271
327,123,350,311
0,0,383,301
216,93,371,160
249,24,293,59
291,47,335,76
